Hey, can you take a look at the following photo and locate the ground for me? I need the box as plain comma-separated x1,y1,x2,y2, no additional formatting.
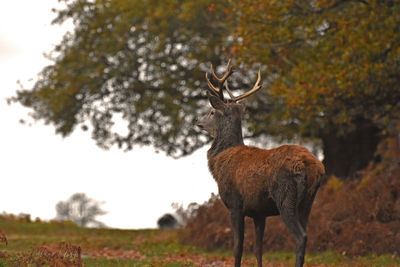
0,216,398,266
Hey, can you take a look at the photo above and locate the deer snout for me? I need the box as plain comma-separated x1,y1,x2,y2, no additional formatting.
195,115,217,137
195,117,204,129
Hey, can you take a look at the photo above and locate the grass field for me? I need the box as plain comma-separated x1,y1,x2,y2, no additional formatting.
0,217,399,266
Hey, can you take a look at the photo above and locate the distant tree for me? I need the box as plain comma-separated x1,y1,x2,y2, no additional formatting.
55,193,106,228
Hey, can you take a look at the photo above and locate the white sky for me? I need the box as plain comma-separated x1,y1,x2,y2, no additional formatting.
0,0,217,229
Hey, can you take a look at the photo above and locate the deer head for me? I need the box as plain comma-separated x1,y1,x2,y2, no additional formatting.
196,60,262,138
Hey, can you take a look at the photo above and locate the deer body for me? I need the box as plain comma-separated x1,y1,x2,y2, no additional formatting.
208,145,323,218
196,61,325,267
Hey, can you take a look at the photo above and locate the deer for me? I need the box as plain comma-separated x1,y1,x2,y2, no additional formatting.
196,60,326,267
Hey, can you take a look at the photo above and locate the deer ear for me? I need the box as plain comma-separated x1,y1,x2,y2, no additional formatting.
207,92,225,111
238,99,246,113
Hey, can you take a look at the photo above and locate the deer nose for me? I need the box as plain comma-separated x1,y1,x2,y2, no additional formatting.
195,118,203,128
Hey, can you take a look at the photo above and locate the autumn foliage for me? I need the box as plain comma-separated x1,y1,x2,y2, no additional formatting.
0,242,82,267
0,230,7,246
180,135,400,256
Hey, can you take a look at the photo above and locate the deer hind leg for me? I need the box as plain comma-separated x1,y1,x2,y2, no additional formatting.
278,181,307,267
230,210,245,267
281,209,307,267
298,188,319,231
253,216,266,267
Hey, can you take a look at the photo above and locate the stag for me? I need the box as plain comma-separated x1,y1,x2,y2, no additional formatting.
196,60,325,267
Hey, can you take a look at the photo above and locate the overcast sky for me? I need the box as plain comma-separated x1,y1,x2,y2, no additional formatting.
0,0,217,229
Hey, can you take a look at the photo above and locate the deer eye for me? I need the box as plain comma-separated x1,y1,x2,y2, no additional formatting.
210,110,215,115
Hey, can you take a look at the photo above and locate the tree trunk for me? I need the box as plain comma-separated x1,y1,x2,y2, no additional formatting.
321,120,381,179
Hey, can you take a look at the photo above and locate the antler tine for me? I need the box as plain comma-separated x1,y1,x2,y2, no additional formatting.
211,59,233,86
208,59,233,100
205,72,220,96
233,67,262,101
224,82,236,100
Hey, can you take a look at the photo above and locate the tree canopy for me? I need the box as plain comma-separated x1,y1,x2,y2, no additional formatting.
11,0,400,177
235,0,400,137
233,0,400,176
13,0,234,157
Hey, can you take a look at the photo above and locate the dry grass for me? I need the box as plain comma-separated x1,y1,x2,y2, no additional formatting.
0,230,7,246
0,242,82,267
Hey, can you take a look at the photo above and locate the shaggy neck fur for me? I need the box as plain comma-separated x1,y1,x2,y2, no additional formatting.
208,115,244,158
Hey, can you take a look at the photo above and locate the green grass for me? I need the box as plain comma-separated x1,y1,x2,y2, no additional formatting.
0,217,399,266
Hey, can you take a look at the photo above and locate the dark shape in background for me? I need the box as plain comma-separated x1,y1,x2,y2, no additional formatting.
157,202,200,229
157,214,179,229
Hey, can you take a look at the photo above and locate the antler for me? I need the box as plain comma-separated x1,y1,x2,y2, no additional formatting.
205,59,233,100
229,68,262,102
205,60,262,102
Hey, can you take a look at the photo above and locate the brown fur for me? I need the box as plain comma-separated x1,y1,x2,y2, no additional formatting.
208,144,325,216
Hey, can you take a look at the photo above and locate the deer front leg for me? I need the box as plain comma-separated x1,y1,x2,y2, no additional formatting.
230,210,245,267
253,216,266,267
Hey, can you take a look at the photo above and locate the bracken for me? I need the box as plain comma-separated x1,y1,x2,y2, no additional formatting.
181,136,400,256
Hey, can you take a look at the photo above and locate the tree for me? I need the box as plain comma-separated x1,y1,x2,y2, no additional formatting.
55,193,106,227
11,0,233,157
10,0,400,178
232,0,400,177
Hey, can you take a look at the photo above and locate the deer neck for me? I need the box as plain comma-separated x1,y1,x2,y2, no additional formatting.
208,121,244,158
